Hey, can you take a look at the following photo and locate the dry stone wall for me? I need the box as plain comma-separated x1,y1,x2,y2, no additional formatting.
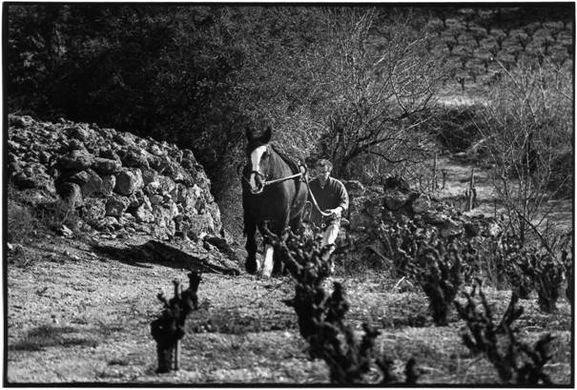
7,114,221,240
341,177,500,260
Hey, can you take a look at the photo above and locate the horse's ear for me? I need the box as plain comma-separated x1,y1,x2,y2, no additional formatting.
245,127,254,143
263,126,272,143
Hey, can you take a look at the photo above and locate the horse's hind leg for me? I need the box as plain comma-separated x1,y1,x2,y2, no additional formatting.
245,221,258,275
271,220,288,277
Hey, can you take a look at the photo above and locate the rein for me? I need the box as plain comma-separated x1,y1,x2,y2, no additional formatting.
303,170,333,218
238,168,304,187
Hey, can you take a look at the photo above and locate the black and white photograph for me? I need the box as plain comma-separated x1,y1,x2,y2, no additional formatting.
3,2,575,385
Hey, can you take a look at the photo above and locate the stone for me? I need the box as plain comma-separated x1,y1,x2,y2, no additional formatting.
101,175,116,196
9,114,34,128
8,140,21,152
128,190,146,209
149,143,165,156
188,213,217,238
121,148,150,169
383,176,411,192
80,169,104,197
150,194,163,205
422,211,447,226
58,149,94,170
38,151,51,164
66,125,92,142
99,149,120,160
134,202,155,223
57,182,84,208
68,139,86,151
101,216,121,230
112,132,129,146
157,175,176,195
440,218,463,238
92,157,122,174
105,195,129,217
12,172,37,189
412,195,431,214
82,198,106,222
68,170,91,185
383,190,410,211
141,168,159,185
115,168,144,196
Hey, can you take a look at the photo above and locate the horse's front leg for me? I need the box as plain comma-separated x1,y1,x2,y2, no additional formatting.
254,221,274,278
244,220,258,275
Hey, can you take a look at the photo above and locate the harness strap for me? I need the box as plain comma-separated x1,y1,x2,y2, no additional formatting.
264,172,304,186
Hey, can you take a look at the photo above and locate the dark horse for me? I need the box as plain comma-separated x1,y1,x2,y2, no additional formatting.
242,126,308,277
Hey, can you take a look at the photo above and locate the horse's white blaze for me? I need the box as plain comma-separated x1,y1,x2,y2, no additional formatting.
249,145,268,191
261,244,274,278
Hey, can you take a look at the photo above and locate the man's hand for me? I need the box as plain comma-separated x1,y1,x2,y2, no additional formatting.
328,207,342,218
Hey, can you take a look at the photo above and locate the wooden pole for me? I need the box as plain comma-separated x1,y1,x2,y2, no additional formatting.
468,167,475,211
432,152,438,191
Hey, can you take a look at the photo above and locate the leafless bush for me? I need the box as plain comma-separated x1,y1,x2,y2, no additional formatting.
455,281,555,384
379,221,485,325
406,230,468,326
151,272,201,373
476,59,573,248
268,228,418,384
307,8,444,179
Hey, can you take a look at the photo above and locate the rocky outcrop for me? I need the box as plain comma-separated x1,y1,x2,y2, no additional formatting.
7,114,221,240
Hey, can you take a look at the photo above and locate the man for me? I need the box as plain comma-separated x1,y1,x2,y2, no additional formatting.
308,159,349,268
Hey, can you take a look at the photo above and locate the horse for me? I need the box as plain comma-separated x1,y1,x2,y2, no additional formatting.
241,126,308,277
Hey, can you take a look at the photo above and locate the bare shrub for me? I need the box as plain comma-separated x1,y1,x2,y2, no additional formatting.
522,250,564,313
151,272,201,373
455,281,555,384
476,59,573,248
406,230,468,326
307,8,444,179
268,228,418,384
379,220,483,325
7,200,37,244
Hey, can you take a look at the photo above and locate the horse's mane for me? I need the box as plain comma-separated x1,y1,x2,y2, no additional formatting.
269,142,304,174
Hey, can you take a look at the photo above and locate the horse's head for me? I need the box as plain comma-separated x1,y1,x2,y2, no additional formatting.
245,126,273,194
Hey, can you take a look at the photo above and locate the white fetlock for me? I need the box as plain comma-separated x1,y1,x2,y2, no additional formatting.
261,244,274,278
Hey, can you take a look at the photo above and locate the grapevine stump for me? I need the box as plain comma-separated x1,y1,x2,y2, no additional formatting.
150,272,202,373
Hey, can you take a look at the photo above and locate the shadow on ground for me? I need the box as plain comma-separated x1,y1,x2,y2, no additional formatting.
93,240,240,275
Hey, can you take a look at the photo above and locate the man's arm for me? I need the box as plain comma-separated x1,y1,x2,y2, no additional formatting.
329,180,349,218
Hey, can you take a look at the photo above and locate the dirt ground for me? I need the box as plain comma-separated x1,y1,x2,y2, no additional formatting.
4,158,574,385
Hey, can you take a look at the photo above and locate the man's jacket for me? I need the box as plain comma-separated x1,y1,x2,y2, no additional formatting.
308,176,349,226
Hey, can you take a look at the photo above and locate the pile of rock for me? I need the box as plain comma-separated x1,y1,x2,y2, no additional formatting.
7,114,221,240
341,176,500,256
